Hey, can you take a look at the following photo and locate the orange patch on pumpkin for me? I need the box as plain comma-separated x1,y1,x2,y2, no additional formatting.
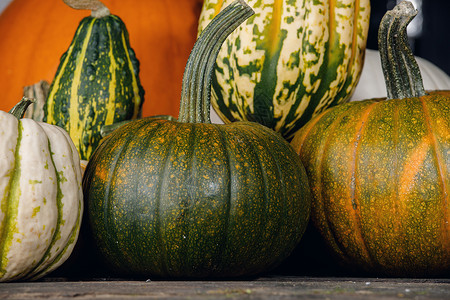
398,137,429,197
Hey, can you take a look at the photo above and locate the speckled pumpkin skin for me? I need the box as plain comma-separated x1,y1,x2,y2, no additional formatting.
83,118,311,278
291,91,450,277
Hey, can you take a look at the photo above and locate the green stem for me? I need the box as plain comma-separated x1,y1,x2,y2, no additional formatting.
9,97,35,119
378,1,426,100
178,0,254,123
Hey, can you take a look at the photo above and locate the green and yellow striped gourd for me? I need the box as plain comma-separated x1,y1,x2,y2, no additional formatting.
198,0,370,139
44,0,144,160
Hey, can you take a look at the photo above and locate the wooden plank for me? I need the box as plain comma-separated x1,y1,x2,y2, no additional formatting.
0,277,449,300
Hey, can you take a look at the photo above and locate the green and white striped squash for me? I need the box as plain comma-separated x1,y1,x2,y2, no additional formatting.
0,98,83,282
198,0,371,139
44,0,144,160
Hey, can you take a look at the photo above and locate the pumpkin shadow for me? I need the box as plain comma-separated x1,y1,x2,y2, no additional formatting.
46,207,114,281
269,223,359,277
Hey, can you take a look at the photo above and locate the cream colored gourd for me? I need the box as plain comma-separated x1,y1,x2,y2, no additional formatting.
0,98,83,282
351,49,450,101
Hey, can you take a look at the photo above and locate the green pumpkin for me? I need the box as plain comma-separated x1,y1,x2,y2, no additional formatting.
198,0,370,140
44,0,144,160
83,0,311,278
291,2,450,277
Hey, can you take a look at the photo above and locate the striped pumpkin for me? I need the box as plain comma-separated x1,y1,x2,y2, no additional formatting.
0,98,83,282
291,2,450,276
44,0,144,160
198,0,370,140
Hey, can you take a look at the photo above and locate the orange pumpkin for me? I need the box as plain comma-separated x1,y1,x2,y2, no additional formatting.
0,0,203,118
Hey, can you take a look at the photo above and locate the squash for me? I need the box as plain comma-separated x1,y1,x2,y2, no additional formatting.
197,0,371,140
83,0,311,278
291,1,450,277
0,98,83,282
44,0,145,161
351,49,450,101
0,0,203,118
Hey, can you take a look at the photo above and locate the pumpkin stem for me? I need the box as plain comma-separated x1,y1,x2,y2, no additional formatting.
63,0,110,18
378,1,426,100
9,97,35,119
23,80,50,122
178,0,254,123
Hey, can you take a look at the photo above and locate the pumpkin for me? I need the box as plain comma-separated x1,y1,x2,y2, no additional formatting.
0,0,203,118
0,98,83,282
351,49,450,101
291,1,450,277
43,0,145,161
83,0,311,278
197,0,371,140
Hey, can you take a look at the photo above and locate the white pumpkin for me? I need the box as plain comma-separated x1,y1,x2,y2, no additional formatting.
0,99,83,282
351,49,450,101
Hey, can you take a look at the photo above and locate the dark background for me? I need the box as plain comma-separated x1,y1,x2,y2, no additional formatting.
368,0,450,75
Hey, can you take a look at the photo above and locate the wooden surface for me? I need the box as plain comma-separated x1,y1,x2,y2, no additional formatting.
1,276,449,300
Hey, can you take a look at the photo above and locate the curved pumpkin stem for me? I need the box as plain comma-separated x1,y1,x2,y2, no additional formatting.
63,0,110,18
9,97,35,119
378,1,426,100
178,0,254,123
